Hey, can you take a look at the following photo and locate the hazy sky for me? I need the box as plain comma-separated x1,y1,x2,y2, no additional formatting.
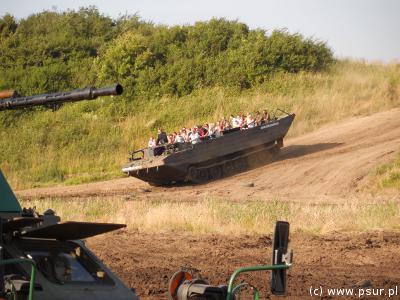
1,0,399,62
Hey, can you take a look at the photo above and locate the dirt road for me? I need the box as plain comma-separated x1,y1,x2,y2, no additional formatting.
17,108,400,202
16,109,400,299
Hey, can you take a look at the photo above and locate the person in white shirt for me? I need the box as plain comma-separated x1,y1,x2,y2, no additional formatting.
190,130,201,144
175,133,185,143
232,116,241,128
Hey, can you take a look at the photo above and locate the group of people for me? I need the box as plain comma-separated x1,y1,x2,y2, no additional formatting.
148,109,272,148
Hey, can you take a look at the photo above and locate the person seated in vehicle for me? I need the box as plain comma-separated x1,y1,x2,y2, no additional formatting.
213,121,222,137
156,128,168,145
148,137,156,148
239,114,246,128
207,123,217,138
203,123,210,137
193,125,204,139
180,128,189,142
261,110,270,123
232,115,241,128
246,113,255,128
229,115,235,127
222,118,231,131
255,111,262,125
175,132,185,143
190,128,201,144
167,133,175,144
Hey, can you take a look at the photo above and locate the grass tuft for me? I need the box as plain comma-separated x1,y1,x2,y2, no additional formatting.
369,154,400,191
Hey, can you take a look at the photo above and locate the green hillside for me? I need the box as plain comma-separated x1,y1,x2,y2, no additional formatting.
0,8,399,189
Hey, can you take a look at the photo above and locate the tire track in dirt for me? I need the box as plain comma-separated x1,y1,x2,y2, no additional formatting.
17,108,400,202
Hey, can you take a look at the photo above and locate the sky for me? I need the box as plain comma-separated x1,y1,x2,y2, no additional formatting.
1,0,399,63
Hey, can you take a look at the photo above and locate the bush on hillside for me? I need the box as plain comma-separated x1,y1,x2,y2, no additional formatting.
0,9,333,99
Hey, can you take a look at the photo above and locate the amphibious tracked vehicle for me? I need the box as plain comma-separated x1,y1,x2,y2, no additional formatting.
122,110,295,185
0,84,139,299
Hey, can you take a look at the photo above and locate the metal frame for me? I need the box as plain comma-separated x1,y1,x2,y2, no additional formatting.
226,264,290,300
0,258,37,300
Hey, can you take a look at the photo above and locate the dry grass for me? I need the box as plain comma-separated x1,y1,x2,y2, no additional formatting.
2,60,400,189
368,153,400,192
20,196,400,235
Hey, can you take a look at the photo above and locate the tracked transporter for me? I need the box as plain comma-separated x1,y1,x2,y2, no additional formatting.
122,110,295,185
0,84,139,300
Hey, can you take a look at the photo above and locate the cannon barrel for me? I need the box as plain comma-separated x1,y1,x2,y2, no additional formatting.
0,84,123,111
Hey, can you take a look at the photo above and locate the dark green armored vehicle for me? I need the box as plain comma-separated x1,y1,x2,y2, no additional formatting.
0,171,138,300
0,85,139,299
122,111,295,185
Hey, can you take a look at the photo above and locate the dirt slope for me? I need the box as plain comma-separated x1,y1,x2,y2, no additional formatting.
17,108,400,201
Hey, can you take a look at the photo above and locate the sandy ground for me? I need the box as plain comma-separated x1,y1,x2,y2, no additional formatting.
16,108,400,299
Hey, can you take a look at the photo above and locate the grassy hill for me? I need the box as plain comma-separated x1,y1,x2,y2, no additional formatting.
0,8,399,189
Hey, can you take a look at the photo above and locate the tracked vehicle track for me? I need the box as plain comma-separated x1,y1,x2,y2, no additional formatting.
186,141,280,183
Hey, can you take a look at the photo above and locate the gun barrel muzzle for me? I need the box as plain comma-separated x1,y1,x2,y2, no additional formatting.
0,83,124,111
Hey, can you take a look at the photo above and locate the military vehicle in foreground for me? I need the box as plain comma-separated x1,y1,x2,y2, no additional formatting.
0,84,139,299
122,110,295,185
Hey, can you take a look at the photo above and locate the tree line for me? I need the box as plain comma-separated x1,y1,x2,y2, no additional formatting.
0,7,333,99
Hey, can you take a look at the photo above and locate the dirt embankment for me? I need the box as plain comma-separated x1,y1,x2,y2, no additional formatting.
17,108,400,202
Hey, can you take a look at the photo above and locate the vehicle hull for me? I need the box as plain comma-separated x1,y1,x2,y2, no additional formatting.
123,113,295,185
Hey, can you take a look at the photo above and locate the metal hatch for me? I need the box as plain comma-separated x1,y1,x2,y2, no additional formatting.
20,221,126,240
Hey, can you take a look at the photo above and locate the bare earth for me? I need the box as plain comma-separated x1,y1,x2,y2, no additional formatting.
88,230,400,299
17,108,400,299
